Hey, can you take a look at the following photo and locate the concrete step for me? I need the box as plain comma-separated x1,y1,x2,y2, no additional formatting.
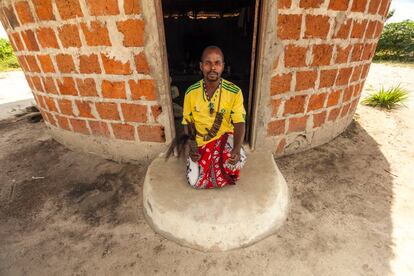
143,151,289,252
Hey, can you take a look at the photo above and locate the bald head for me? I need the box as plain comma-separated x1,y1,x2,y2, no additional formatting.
201,46,224,62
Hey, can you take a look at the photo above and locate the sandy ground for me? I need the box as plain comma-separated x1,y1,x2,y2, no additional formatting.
0,63,413,275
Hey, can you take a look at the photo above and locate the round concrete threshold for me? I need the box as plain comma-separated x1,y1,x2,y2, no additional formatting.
143,151,289,252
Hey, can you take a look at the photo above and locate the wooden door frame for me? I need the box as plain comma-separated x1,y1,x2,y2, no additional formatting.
154,0,270,150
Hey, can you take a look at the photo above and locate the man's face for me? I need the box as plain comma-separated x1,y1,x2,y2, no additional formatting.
200,50,224,82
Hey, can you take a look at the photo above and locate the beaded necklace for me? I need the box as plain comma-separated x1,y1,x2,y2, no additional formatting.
203,79,222,116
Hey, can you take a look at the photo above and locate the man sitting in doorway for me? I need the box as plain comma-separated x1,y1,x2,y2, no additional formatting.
182,46,247,189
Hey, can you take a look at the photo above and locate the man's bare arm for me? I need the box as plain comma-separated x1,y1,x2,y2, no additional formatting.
228,122,245,164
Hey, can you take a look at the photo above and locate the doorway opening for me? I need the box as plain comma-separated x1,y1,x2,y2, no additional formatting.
161,0,261,142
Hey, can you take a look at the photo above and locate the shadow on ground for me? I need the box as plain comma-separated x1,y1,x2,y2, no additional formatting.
0,118,394,275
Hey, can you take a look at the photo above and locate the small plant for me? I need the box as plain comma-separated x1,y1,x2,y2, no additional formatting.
362,85,409,109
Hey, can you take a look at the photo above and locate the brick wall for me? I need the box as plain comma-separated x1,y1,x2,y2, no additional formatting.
0,0,166,144
0,0,391,159
268,0,390,155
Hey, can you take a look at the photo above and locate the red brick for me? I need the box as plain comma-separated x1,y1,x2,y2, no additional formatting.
374,21,384,38
283,95,307,115
58,99,73,115
288,116,308,133
17,56,30,72
308,93,327,111
343,86,354,102
340,103,351,117
95,102,120,120
44,96,58,112
57,77,78,95
134,52,150,74
311,44,333,66
351,43,364,62
378,0,391,16
361,43,376,60
88,121,110,137
56,0,83,20
151,105,162,121
368,0,381,14
138,125,165,142
353,83,363,97
270,73,292,95
271,99,282,116
32,0,55,21
70,118,90,134
365,20,377,39
36,27,59,49
35,94,47,109
300,0,323,8
79,54,101,74
21,30,39,51
284,45,307,67
58,24,81,48
31,76,44,91
333,19,352,39
117,19,145,47
350,98,359,111
328,107,340,121
351,0,368,12
42,77,58,94
112,123,135,140
361,63,371,79
276,138,286,155
319,69,337,88
267,120,285,136
124,0,142,14
101,53,132,75
327,90,341,107
102,80,127,99
56,54,77,73
351,65,362,82
44,111,57,126
11,32,25,51
305,15,330,39
278,0,291,9
328,0,349,11
351,20,368,39
295,70,317,91
37,55,55,73
25,55,41,72
277,14,302,40
76,78,98,97
86,0,119,15
335,44,352,63
81,21,111,46
336,67,353,86
15,1,34,24
55,115,70,130
121,103,147,123
313,111,326,128
75,100,95,118
129,79,157,100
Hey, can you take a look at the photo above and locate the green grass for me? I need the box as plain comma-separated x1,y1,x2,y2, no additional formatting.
362,85,409,109
0,55,20,72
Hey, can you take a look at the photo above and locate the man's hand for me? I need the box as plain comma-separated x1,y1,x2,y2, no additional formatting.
186,140,201,162
227,148,240,165
189,150,201,162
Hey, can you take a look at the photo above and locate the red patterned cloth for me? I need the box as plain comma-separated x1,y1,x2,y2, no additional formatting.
186,133,246,189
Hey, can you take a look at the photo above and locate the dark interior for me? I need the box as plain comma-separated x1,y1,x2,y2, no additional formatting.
162,0,257,136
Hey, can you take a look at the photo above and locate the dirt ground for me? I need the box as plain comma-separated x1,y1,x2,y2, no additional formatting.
0,64,413,276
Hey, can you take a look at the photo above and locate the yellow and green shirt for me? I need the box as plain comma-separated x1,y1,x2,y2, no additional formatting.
182,79,246,146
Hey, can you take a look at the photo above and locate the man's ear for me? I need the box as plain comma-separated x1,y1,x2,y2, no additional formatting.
199,62,203,71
